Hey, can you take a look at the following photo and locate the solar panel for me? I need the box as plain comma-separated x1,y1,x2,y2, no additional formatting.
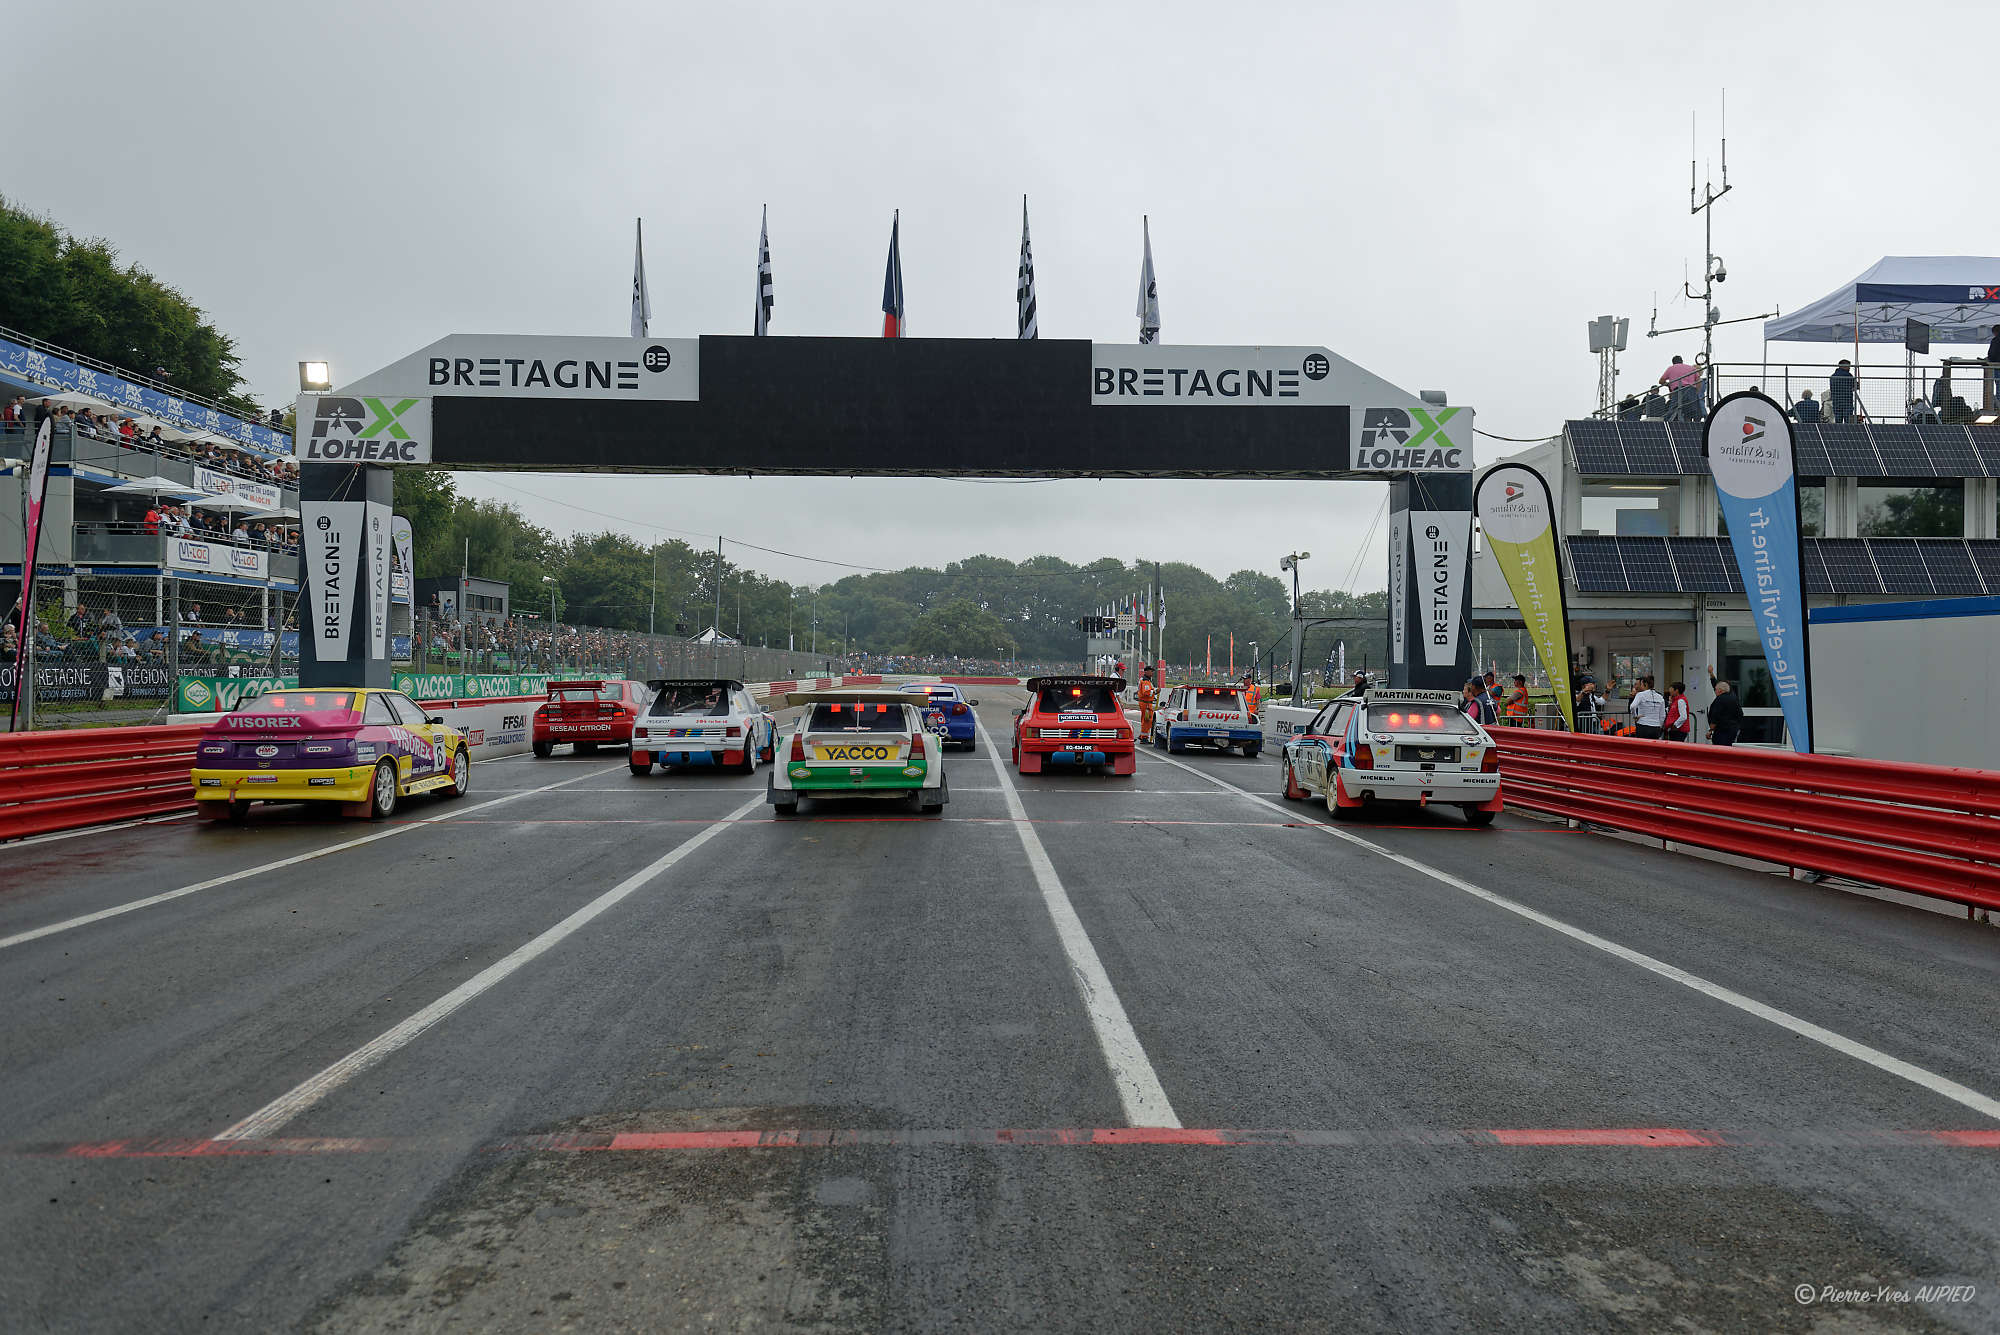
1617,422,1678,475
1819,424,1882,476
1916,424,1980,478
1867,538,1935,594
1916,540,1985,596
1801,540,1834,595
1616,537,1678,592
1666,423,1711,474
1788,423,1833,479
1814,538,1883,594
1968,427,2000,477
1867,425,1933,477
1667,537,1739,593
1971,540,2000,590
1565,536,1628,592
1567,422,1627,475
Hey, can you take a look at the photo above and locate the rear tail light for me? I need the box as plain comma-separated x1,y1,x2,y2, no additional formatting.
1480,748,1500,773
1351,746,1373,770
951,702,967,716
790,732,806,762
909,732,926,760
726,725,742,738
1178,710,1188,722
1117,727,1131,740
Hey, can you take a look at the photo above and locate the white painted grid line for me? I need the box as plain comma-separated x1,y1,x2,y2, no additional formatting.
975,714,1179,1128
215,793,765,1140
1150,748,2000,1125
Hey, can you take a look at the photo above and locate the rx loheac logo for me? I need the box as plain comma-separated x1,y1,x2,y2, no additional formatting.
313,396,420,440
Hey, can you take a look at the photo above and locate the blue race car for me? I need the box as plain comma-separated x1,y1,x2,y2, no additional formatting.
902,682,979,751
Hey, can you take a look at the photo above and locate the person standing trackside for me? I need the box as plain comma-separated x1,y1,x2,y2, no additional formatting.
1706,679,1744,746
1463,678,1497,727
1663,680,1693,741
1574,675,1606,732
1629,675,1667,739
1503,674,1533,726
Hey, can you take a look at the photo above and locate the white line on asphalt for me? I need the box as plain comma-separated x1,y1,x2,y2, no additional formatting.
974,715,1180,1128
0,766,620,953
1,810,195,849
1150,749,2000,1124
214,792,765,1140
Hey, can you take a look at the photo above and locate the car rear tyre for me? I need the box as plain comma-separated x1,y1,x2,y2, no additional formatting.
1243,743,1261,759
1462,806,1497,826
629,761,652,776
439,747,469,800
368,760,399,820
738,743,758,773
532,740,553,758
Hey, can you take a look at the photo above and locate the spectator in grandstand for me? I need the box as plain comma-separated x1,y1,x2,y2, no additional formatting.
231,518,249,542
1,620,16,661
142,505,161,535
1792,388,1822,423
181,629,210,664
4,395,24,431
184,601,205,624
1658,355,1702,420
67,608,90,638
112,633,137,663
1828,360,1860,423
144,425,165,447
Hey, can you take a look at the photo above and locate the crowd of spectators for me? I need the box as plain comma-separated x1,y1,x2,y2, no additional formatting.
3,394,297,490
3,595,296,665
117,501,301,555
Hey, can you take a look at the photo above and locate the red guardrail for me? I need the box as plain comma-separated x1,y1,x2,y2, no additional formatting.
1492,729,2000,911
0,725,205,842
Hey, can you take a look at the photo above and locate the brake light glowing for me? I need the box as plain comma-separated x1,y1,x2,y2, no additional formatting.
1426,713,1445,728
1387,712,1404,727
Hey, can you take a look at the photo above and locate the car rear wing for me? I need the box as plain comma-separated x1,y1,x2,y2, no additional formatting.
547,680,606,692
1023,675,1127,692
783,690,924,709
644,678,745,692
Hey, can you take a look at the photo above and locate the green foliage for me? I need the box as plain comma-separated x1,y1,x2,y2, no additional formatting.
0,197,260,414
905,598,1017,658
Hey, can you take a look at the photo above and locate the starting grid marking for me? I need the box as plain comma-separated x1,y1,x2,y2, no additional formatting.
14,1127,2000,1158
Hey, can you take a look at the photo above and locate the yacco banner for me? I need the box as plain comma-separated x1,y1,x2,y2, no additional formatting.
1707,391,1814,753
8,419,54,729
389,515,414,603
303,500,365,653
1410,508,1470,670
0,333,291,455
175,674,298,713
295,393,433,464
1474,463,1575,730
365,501,391,660
392,672,551,702
192,466,281,513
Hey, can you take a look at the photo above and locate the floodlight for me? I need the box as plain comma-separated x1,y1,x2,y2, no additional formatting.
298,361,333,392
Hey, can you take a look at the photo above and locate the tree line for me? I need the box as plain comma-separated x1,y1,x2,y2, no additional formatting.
393,470,1395,672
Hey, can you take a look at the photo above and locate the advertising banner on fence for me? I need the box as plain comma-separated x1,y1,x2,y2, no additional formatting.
1,662,103,704
1707,391,1814,753
392,672,552,702
0,332,291,454
175,674,298,713
166,536,268,580
1474,463,1574,730
192,466,281,513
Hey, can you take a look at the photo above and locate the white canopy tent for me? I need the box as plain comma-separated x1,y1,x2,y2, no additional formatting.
1765,257,2000,345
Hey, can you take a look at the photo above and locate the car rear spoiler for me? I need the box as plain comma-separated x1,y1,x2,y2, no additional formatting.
784,690,924,709
644,678,745,691
1023,675,1127,692
547,680,606,691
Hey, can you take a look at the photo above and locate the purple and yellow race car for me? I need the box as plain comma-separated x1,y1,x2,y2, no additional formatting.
190,687,469,821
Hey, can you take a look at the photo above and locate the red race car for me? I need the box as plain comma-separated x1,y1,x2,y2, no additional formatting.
1011,675,1135,776
531,679,644,757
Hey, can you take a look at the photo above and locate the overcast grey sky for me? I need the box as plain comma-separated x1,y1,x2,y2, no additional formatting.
15,1,1998,591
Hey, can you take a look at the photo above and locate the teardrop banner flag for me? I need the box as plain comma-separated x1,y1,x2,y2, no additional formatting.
1706,390,1813,753
1473,462,1574,731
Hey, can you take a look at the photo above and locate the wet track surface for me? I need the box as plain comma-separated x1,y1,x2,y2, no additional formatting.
2,688,1997,1332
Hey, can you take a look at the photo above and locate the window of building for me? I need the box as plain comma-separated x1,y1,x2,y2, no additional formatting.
1714,628,1788,745
1857,481,1964,537
1580,482,1681,537
1718,483,1822,538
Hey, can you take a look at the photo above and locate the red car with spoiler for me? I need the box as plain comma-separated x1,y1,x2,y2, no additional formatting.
531,679,644,757
1011,675,1135,776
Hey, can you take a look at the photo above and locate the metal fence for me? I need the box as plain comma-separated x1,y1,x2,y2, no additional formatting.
1600,358,2000,427
405,611,832,684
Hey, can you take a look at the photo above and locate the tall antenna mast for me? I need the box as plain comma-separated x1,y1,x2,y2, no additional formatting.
1648,93,1771,390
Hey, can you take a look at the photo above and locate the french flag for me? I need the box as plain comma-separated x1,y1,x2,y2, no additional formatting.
881,210,905,338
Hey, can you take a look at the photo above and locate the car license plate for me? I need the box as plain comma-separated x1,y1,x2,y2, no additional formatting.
1208,729,1231,738
1062,744,1092,751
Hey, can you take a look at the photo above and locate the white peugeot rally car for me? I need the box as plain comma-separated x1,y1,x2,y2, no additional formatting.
1279,688,1503,825
630,679,777,775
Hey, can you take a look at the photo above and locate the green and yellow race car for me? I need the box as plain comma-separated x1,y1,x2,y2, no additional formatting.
766,690,949,817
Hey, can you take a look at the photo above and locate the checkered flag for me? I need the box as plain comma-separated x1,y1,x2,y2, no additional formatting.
1017,196,1038,340
754,206,774,336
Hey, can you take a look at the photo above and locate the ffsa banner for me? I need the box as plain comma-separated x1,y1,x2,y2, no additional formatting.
1475,463,1574,730
1707,392,1814,753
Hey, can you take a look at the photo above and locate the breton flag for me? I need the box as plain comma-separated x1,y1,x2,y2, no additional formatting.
1017,196,1038,339
754,205,774,336
630,218,652,338
881,210,906,338
1136,215,1160,344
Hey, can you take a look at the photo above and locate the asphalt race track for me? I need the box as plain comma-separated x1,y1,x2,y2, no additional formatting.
2,687,1996,1332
